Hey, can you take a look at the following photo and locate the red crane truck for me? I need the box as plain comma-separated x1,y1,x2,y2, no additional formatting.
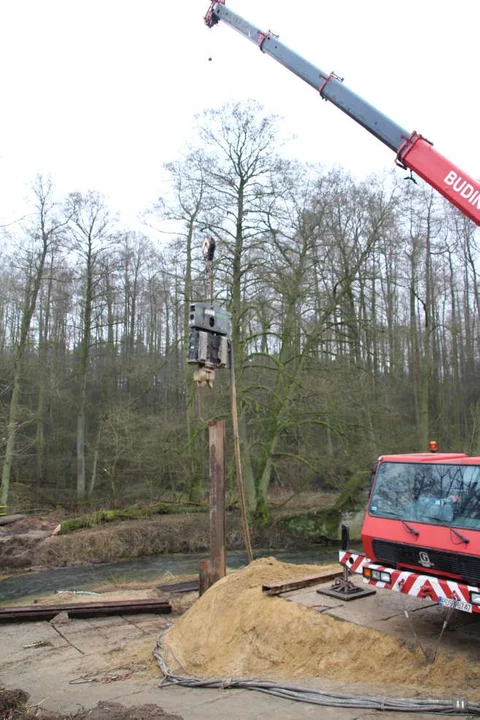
204,2,480,615
341,450,480,615
204,1,480,226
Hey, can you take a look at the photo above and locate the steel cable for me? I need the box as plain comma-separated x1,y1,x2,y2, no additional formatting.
153,632,480,715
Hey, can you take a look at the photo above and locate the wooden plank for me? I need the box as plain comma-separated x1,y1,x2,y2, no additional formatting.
262,570,343,596
157,579,199,594
209,420,226,584
0,598,172,623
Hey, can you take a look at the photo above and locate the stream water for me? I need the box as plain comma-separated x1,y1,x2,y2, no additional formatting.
0,546,353,603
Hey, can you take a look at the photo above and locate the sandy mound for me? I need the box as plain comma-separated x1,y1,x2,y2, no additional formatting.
163,557,480,695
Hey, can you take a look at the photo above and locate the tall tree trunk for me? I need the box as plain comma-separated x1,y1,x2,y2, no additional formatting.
409,254,421,434
77,250,93,502
35,255,54,483
77,391,86,500
183,220,203,502
448,250,461,446
77,322,90,502
66,190,110,503
419,213,433,451
0,368,21,507
1,251,48,505
230,180,256,513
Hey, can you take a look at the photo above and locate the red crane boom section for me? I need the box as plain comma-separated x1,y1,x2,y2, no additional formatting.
205,2,479,225
400,136,480,224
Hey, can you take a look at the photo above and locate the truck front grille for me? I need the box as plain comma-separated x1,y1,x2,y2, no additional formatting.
372,539,480,585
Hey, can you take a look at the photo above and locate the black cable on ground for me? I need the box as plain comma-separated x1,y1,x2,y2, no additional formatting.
153,632,480,716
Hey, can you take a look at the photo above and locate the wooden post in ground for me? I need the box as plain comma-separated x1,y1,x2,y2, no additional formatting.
209,419,226,584
198,420,227,595
199,559,213,596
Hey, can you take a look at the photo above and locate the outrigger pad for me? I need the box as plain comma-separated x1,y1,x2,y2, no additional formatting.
316,578,376,602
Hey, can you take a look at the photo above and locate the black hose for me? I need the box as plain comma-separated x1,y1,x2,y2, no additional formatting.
153,633,480,715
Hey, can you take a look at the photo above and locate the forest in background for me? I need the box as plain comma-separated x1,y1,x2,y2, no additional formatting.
0,100,479,521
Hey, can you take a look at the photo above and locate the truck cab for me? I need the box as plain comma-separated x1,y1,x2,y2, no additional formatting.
362,453,480,586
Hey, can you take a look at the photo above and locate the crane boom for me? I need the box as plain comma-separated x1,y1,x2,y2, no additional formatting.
205,2,480,226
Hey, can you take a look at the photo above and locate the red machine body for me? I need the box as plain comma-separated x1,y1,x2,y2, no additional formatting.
342,452,480,614
362,453,477,582
398,136,480,224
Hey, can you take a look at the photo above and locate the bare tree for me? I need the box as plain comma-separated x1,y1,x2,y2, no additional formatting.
65,191,113,502
196,100,283,512
1,176,67,507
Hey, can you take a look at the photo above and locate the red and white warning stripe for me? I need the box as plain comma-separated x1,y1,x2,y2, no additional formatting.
339,551,480,614
339,550,370,574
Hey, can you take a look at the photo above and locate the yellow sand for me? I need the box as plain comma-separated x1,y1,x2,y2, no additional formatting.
163,557,480,696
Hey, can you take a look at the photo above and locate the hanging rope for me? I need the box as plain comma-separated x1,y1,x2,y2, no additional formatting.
202,234,215,308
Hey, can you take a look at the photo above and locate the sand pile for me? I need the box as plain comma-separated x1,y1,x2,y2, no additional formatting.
162,557,480,695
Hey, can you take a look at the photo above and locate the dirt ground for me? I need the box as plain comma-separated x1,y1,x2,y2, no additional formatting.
1,558,477,719
0,687,182,719
163,557,480,697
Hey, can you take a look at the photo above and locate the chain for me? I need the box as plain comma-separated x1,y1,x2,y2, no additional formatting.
431,603,455,663
399,591,455,664
399,591,430,663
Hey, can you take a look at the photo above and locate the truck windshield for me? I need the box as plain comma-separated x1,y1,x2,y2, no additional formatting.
369,462,480,529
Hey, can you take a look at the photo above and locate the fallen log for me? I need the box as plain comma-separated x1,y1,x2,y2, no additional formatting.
0,514,25,526
262,569,343,596
0,598,172,623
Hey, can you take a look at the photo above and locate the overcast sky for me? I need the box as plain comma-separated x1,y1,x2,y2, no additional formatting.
1,0,478,230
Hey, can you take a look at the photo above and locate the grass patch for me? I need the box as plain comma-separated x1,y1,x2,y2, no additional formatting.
274,470,370,542
59,502,207,534
276,506,342,542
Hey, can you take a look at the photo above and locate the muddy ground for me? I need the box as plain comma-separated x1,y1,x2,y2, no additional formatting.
0,687,182,720
0,560,474,720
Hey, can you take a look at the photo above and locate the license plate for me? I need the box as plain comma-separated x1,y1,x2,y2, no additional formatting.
438,597,472,613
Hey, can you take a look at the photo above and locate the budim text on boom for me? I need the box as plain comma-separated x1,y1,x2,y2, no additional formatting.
444,171,480,209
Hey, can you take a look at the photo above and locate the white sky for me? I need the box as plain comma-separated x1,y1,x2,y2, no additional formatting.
0,0,478,231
